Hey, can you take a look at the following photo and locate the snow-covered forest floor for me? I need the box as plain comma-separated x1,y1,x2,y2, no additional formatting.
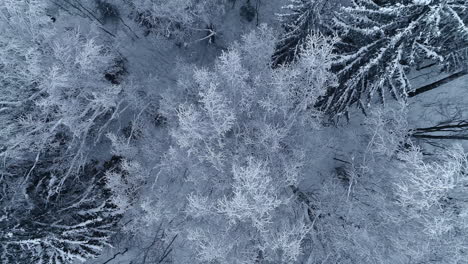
1,1,467,264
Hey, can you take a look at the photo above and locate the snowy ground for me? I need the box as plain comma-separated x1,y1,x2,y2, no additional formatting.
408,67,468,149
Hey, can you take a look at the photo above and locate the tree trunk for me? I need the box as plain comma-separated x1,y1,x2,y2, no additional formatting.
408,70,468,97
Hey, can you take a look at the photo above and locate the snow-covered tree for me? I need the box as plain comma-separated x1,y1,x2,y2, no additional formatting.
0,3,126,263
364,102,410,157
0,157,119,264
377,143,468,263
106,25,336,263
284,98,468,264
321,0,468,116
395,144,468,234
0,1,124,186
126,0,226,40
216,157,285,230
272,0,334,66
4,1,467,263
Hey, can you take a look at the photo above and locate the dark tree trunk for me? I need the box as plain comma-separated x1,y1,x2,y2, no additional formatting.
408,70,468,97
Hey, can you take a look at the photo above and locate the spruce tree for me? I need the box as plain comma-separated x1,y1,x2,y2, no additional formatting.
321,0,468,116
272,0,332,67
0,158,120,264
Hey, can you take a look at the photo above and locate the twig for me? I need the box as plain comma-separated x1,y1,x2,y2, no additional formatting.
158,234,178,263
141,223,163,264
119,17,140,39
333,157,351,165
416,62,437,71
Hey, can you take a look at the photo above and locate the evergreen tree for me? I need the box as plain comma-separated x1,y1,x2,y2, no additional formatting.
0,157,120,264
321,0,468,116
272,0,332,67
